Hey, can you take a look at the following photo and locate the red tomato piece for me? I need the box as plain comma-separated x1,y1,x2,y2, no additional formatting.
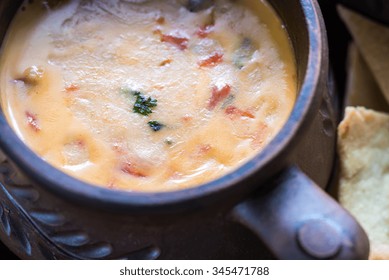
225,106,255,119
161,34,189,50
121,162,147,178
198,52,223,67
208,85,231,110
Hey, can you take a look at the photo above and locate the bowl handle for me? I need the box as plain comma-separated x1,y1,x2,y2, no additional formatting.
231,166,370,259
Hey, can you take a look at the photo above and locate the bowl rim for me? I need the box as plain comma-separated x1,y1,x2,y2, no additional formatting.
0,0,324,213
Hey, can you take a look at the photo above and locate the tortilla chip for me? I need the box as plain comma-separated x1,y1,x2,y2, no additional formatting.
345,44,389,112
338,6,389,105
338,107,389,260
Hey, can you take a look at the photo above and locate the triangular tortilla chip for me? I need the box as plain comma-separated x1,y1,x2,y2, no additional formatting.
338,107,389,260
345,43,389,112
338,5,389,105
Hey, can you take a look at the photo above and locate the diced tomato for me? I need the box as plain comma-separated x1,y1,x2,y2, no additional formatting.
198,52,223,67
25,111,40,132
65,84,79,92
114,144,151,179
161,34,189,50
225,106,255,119
121,162,147,178
196,25,214,38
208,85,231,110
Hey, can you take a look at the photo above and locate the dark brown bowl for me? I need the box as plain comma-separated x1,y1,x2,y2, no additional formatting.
0,0,369,259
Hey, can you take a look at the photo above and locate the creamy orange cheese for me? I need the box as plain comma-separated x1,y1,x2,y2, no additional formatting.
0,0,296,192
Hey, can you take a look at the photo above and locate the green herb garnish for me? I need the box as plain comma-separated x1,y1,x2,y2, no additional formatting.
121,88,158,116
233,38,255,69
148,121,165,132
132,91,158,116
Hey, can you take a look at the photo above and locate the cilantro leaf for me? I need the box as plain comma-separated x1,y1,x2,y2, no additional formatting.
127,90,157,116
148,121,165,132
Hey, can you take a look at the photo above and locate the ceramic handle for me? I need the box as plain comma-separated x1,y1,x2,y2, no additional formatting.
232,167,370,260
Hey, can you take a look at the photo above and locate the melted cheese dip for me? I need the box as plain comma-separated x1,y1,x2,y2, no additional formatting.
0,0,296,192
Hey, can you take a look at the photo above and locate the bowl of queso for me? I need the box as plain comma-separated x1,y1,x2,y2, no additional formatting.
0,0,369,260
